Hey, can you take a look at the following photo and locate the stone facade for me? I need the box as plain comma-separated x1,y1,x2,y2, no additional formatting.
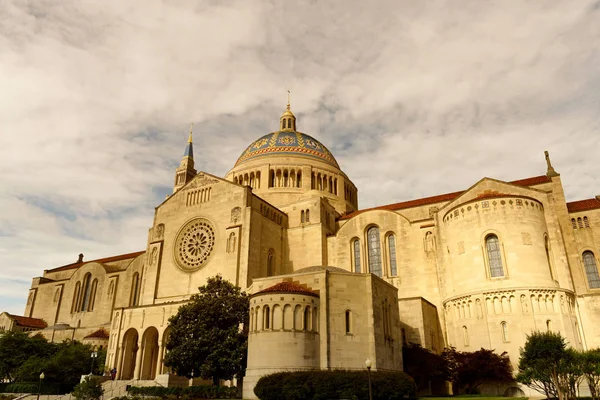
12,106,600,398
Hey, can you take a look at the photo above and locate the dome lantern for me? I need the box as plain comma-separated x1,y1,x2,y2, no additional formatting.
280,90,296,131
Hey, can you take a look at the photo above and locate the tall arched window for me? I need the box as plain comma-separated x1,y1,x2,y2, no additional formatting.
80,273,92,312
263,306,270,330
485,234,504,278
546,320,553,332
267,250,274,276
462,326,469,346
500,321,508,342
71,281,81,313
578,218,583,228
367,226,382,277
571,218,577,229
301,210,305,223
583,251,600,289
388,234,397,276
501,321,509,342
545,237,554,280
88,279,98,311
353,240,361,273
296,171,302,188
584,216,590,228
303,306,311,331
130,273,140,306
306,209,310,222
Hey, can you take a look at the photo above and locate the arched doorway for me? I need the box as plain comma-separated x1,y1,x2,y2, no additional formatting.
140,327,159,380
120,328,138,380
159,327,172,375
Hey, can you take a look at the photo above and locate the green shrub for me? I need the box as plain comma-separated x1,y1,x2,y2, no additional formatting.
254,370,417,400
127,384,237,399
73,376,104,400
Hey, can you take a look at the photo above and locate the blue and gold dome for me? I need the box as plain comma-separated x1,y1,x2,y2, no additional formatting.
235,131,339,169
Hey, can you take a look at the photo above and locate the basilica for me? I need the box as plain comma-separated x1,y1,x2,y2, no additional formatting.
14,103,600,398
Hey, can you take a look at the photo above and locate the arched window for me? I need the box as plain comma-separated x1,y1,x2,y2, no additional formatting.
301,210,305,223
353,239,361,273
485,234,504,278
267,250,274,276
130,273,140,306
578,218,583,228
269,170,275,188
545,237,554,280
501,321,509,342
305,209,310,222
546,320,552,332
88,279,98,311
571,218,577,229
303,306,310,331
296,171,302,188
388,234,397,276
264,306,270,330
71,281,81,313
80,273,92,312
367,226,382,277
584,216,590,228
583,251,600,289
462,326,469,346
345,310,352,334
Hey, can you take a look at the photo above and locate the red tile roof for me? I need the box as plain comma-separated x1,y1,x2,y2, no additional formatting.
9,314,47,329
340,175,552,220
84,329,110,339
256,282,319,297
47,251,145,273
567,198,600,213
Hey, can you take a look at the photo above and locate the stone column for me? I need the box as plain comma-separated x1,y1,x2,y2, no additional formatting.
133,341,143,380
155,343,164,378
115,346,124,380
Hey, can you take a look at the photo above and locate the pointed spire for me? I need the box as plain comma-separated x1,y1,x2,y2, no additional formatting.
545,150,559,177
183,123,194,160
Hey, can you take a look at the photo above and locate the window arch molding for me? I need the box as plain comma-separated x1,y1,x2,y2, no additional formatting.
581,249,600,289
480,230,508,279
350,237,362,273
364,224,383,277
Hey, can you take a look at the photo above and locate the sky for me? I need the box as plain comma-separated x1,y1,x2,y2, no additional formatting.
1,0,599,315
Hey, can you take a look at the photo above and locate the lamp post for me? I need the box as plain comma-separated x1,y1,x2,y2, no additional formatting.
90,351,98,375
37,372,45,400
365,359,372,400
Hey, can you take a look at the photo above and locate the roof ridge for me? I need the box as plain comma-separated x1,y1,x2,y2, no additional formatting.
47,250,145,273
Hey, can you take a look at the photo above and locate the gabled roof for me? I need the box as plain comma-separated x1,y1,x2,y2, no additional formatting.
83,329,110,340
9,314,47,329
47,251,145,273
340,175,552,220
256,281,319,297
567,198,600,213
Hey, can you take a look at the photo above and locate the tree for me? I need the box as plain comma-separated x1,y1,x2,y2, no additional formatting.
582,349,600,400
73,376,104,400
164,275,249,386
557,348,583,400
0,332,53,382
443,347,514,394
402,343,449,393
517,331,567,400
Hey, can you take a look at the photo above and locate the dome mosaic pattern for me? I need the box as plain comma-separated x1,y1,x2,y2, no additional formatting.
235,131,339,169
174,218,216,271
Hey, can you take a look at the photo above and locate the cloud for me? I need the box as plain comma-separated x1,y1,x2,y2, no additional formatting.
0,0,599,314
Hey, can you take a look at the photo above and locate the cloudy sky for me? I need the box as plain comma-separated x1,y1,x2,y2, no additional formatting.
1,0,599,314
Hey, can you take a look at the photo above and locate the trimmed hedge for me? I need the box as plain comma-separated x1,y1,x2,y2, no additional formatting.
128,385,237,399
254,370,417,400
0,382,74,395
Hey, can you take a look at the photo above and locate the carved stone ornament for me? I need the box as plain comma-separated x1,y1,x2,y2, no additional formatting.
173,218,216,272
186,174,219,190
231,207,242,223
154,223,165,240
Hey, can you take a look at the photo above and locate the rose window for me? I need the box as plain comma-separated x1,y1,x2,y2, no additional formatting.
174,218,216,271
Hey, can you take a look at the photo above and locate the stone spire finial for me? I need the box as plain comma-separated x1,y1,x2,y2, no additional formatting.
544,151,559,177
183,123,194,160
